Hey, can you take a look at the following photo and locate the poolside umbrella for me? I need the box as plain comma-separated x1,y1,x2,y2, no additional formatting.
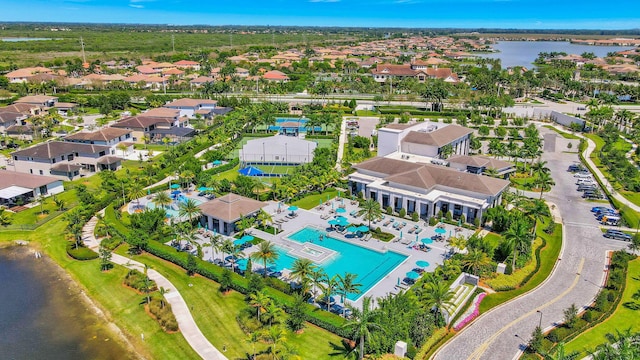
198,186,208,192
319,199,323,206
213,160,222,165
346,226,358,233
421,238,433,245
328,219,339,227
435,228,446,235
416,260,430,268
236,258,248,271
277,202,282,211
233,238,246,246
170,184,180,189
288,205,298,212
335,207,346,214
171,190,181,195
400,230,403,239
357,225,369,233
335,216,349,226
147,189,151,195
397,277,401,286
405,271,420,280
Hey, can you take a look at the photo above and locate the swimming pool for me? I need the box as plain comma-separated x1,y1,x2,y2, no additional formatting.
267,118,322,133
146,195,204,217
274,227,408,301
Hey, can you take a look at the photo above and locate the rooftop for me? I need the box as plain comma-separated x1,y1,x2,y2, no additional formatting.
198,193,265,223
0,170,60,189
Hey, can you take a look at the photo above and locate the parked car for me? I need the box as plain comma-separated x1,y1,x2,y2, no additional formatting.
583,191,603,199
592,206,613,213
603,230,631,241
574,173,592,179
601,216,621,226
568,164,586,172
578,186,597,192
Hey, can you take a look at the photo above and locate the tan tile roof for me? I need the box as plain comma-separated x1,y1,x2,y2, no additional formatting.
401,125,473,147
383,123,414,130
143,108,180,118
0,111,24,124
353,157,509,196
164,98,217,108
15,95,57,104
0,170,60,189
112,116,174,130
51,163,82,172
2,103,39,115
198,193,265,223
64,127,131,142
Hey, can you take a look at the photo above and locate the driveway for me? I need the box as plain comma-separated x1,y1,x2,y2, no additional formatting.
433,126,627,360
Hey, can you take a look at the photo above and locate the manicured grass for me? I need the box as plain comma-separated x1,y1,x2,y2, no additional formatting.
565,258,640,356
479,218,562,313
483,232,502,249
121,247,347,359
291,188,339,210
214,164,240,182
0,218,198,359
543,125,580,139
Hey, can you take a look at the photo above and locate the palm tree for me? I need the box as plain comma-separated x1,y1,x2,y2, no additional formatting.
128,182,145,205
229,244,245,272
503,215,531,270
524,200,550,235
448,235,467,254
341,296,382,360
251,241,279,278
249,290,271,322
220,238,234,266
308,268,326,300
421,282,454,326
235,214,255,236
537,172,556,200
262,325,288,359
263,302,286,327
158,287,170,309
178,198,201,228
152,191,172,210
256,209,275,234
589,329,640,360
321,275,340,311
542,342,579,360
338,273,362,316
209,234,222,262
357,199,382,230
291,258,315,290
462,248,491,276
531,160,550,177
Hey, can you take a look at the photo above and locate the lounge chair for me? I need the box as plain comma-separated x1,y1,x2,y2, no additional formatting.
392,222,400,229
401,237,412,245
350,210,358,217
415,228,423,234
408,227,415,234
383,218,392,227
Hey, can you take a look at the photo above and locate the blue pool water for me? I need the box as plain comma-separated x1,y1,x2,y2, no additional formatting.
274,227,408,301
146,195,204,217
268,118,321,133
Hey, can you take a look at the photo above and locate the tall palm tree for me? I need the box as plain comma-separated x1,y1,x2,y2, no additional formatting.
220,238,235,266
338,273,362,316
537,172,556,200
290,258,315,290
524,200,550,235
357,198,382,229
341,296,382,360
152,191,172,210
251,241,280,278
531,160,550,176
462,249,491,276
263,302,286,327
321,275,340,311
542,342,579,360
249,290,271,322
180,169,195,190
235,214,256,236
421,282,454,326
256,209,275,234
229,244,245,272
308,268,327,300
262,325,288,359
178,198,202,228
209,234,222,262
503,215,531,270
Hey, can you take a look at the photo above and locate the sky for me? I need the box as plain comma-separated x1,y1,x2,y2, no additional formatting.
3,0,640,29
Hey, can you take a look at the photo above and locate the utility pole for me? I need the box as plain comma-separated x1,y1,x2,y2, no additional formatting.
79,37,86,64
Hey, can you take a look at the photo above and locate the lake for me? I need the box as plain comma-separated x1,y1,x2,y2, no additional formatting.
0,247,135,360
479,41,633,68
1,38,59,42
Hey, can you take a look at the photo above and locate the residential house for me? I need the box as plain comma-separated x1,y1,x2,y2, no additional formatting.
11,141,121,180
163,98,217,119
173,60,201,71
0,111,27,134
64,128,133,155
189,76,215,88
262,70,289,82
371,63,460,83
6,67,54,83
378,122,473,158
14,95,58,108
0,170,64,206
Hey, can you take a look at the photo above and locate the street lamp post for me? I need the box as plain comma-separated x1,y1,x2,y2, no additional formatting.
536,310,543,329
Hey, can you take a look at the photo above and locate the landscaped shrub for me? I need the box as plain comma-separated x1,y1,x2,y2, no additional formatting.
485,237,543,291
412,212,419,222
399,208,407,218
66,243,99,260
429,217,438,226
124,269,157,293
147,297,179,332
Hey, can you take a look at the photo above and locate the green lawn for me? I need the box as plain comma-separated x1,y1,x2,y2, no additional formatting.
483,232,502,249
565,258,640,356
215,164,240,182
120,247,347,359
0,218,198,360
292,188,339,210
480,218,562,312
543,125,580,139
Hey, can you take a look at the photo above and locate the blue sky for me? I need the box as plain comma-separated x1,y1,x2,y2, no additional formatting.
4,0,640,29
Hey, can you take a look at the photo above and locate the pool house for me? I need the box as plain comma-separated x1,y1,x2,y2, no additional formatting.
198,193,266,235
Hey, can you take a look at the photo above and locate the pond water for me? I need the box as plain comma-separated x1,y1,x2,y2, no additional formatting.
1,37,59,42
0,247,135,360
479,41,634,68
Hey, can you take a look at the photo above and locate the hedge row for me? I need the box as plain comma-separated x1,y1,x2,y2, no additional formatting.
66,243,99,260
485,237,545,291
144,241,348,336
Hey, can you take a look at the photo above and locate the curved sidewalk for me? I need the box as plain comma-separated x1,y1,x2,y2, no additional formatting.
83,216,227,360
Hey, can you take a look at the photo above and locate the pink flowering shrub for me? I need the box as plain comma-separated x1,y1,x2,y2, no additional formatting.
453,293,486,331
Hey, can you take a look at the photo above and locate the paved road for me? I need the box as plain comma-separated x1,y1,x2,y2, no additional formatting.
433,126,627,360
335,116,347,171
83,215,227,360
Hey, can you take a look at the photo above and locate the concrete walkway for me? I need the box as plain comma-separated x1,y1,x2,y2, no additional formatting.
432,128,627,360
335,117,347,171
83,216,227,360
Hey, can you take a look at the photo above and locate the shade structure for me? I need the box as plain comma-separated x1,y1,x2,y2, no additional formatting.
288,205,299,212
346,226,358,233
236,258,248,271
416,260,430,268
238,166,264,176
405,271,420,280
435,227,447,235
170,184,180,189
335,216,349,226
357,225,369,232
233,239,246,246
171,190,181,195
421,238,434,245
212,160,222,165
197,186,211,192
335,207,346,214
328,219,339,226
